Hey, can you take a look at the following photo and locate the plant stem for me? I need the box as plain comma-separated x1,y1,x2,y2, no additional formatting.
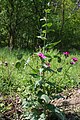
43,11,47,54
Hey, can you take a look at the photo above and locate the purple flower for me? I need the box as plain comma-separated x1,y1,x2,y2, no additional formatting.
38,52,46,59
70,61,75,65
63,52,70,57
72,57,78,62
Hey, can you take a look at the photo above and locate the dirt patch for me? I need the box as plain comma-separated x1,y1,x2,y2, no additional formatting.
51,88,80,120
0,88,80,120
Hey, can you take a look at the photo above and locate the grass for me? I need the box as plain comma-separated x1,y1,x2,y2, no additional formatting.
0,47,80,94
0,47,80,119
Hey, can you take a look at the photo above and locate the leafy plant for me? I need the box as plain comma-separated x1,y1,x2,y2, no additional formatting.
0,47,79,120
15,51,66,120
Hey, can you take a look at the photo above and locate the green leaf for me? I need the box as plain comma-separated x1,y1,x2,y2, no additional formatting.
42,23,47,27
17,54,23,60
31,69,39,74
53,95,65,99
41,94,50,103
46,104,55,111
45,40,61,49
47,23,52,27
15,62,21,69
43,67,56,73
42,30,46,34
21,59,25,67
35,80,43,89
55,107,66,120
42,23,52,28
37,36,46,40
44,54,52,58
45,9,51,13
41,37,46,40
30,73,40,78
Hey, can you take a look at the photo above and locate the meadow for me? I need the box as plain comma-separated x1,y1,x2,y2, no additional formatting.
0,47,80,120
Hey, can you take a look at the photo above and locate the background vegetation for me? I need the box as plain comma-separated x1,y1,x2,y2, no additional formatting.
0,0,80,50
0,0,80,120
0,48,80,119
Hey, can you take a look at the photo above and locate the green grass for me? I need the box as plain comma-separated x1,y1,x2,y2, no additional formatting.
0,47,80,95
0,47,80,119
0,48,30,94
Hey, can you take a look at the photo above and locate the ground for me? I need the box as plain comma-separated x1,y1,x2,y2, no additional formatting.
0,88,80,120
51,88,80,120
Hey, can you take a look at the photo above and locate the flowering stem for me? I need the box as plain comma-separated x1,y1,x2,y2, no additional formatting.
43,11,47,54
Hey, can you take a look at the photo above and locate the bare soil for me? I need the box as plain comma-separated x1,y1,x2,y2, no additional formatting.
0,88,80,120
51,88,80,120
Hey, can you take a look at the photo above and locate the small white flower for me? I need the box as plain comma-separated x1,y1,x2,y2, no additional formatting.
25,58,30,65
24,58,30,69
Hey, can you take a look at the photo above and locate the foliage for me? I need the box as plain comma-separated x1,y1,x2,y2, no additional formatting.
0,0,80,49
15,48,78,120
0,1,80,119
0,48,80,119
